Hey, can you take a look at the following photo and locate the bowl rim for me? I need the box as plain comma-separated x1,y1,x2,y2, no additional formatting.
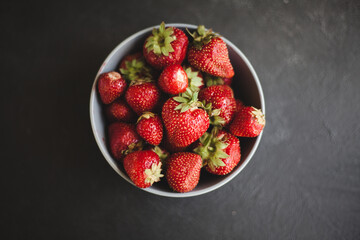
89,23,265,198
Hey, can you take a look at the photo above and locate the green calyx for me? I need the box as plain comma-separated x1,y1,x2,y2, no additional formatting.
120,59,153,84
187,25,218,50
202,101,226,126
152,146,169,163
184,67,203,92
173,88,203,113
205,74,224,87
193,127,230,170
144,162,164,185
137,112,156,123
145,22,175,56
122,141,144,156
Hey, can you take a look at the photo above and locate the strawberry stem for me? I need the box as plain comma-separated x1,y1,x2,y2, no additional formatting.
145,22,175,56
193,127,229,170
187,25,218,50
144,162,164,185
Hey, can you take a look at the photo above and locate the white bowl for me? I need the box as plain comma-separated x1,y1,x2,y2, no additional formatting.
89,23,265,197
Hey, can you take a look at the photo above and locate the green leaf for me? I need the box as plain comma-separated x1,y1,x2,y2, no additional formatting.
161,46,169,56
217,151,230,159
153,45,161,54
181,105,190,113
159,22,165,33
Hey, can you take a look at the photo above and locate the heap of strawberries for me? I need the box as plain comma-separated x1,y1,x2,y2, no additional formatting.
97,22,265,193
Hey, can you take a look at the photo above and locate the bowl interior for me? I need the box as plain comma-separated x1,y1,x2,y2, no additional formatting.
90,23,265,197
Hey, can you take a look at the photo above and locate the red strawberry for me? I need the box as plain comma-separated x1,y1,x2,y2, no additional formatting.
229,106,265,137
97,71,127,104
162,90,209,147
235,99,245,113
198,84,234,99
183,65,205,92
136,112,163,145
158,64,188,95
188,25,234,78
123,150,163,188
199,85,236,126
166,152,202,192
125,82,161,115
223,77,233,86
143,22,188,69
194,129,240,175
105,99,136,122
161,132,189,153
119,53,155,82
108,122,142,161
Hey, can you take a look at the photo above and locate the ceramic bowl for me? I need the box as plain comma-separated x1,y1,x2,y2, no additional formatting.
89,23,265,197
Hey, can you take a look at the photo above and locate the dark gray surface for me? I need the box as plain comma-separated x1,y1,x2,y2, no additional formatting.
1,0,359,239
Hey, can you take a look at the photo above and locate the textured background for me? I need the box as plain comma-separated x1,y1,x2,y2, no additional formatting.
1,0,360,239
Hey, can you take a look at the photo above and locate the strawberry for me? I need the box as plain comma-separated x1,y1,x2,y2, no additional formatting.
194,129,240,175
187,25,234,78
136,112,163,145
166,152,202,192
143,22,188,69
235,99,245,113
161,132,189,153
105,99,136,122
123,150,163,188
223,77,233,86
158,64,188,95
119,53,155,83
162,90,209,147
97,71,127,104
229,106,265,137
183,65,205,92
198,84,234,99
125,82,161,115
199,85,236,126
108,122,142,161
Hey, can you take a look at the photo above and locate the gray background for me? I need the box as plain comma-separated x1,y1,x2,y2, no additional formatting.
1,0,360,239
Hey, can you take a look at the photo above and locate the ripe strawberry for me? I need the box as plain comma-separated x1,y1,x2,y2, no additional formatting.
125,82,161,115
105,99,136,122
123,150,163,188
161,132,189,153
223,77,233,86
229,106,265,137
188,25,234,78
199,85,236,126
119,53,155,82
143,22,188,69
194,129,240,175
97,71,127,104
166,152,202,192
162,90,209,147
158,64,188,95
136,112,163,145
235,99,245,113
199,84,234,99
183,65,205,92
108,122,142,161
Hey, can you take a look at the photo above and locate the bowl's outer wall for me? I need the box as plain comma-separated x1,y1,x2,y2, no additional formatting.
90,23,265,197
